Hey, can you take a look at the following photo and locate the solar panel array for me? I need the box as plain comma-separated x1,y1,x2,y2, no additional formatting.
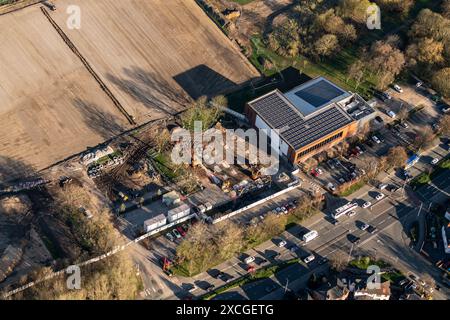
294,79,345,108
249,91,353,150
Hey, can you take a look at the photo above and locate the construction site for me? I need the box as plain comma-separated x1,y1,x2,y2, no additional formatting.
0,0,259,182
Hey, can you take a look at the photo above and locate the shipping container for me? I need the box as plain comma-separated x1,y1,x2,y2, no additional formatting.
167,203,191,223
144,213,167,232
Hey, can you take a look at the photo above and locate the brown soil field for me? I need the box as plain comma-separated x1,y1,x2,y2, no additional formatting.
0,0,259,182
50,0,259,122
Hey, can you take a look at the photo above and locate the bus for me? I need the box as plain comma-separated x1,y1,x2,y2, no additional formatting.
332,202,358,219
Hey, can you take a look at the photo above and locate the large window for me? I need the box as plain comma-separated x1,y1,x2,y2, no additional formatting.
297,131,344,159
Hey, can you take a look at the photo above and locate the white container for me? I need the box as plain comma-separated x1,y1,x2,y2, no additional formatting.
144,213,167,232
167,203,191,223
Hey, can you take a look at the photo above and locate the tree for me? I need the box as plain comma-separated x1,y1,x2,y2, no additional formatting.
387,146,408,169
377,0,414,16
338,0,373,24
154,128,171,153
369,40,405,77
440,114,450,136
408,38,445,65
367,40,405,89
409,9,450,42
211,95,228,109
267,19,301,57
212,220,244,261
329,253,347,272
442,0,450,19
414,126,436,151
347,59,365,88
314,34,339,58
431,67,450,98
181,96,223,131
176,222,214,276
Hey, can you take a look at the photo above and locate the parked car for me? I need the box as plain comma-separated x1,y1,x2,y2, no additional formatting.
362,201,371,209
218,272,232,283
375,193,385,201
177,226,186,237
165,232,175,242
431,158,439,165
372,135,381,144
378,183,388,190
374,116,384,124
327,182,336,192
256,258,268,266
367,225,377,234
382,91,392,100
387,110,396,118
244,256,255,264
387,185,399,192
318,257,329,265
172,229,182,239
303,254,315,264
185,283,196,292
278,240,287,248
393,84,403,93
400,121,409,128
349,235,361,245
205,283,215,291
360,223,370,231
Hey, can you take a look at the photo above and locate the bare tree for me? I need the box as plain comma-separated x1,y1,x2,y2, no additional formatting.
329,253,347,272
440,114,450,136
387,146,408,169
414,126,437,151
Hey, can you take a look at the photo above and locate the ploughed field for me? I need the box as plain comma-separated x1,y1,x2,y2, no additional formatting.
0,0,259,182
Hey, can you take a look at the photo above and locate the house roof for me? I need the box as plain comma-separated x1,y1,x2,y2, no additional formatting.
248,85,354,151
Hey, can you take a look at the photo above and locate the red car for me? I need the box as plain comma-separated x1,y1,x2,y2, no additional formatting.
247,265,255,273
310,169,319,177
177,226,186,237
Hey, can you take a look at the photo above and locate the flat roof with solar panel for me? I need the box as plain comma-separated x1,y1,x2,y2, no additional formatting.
284,77,351,116
247,77,354,151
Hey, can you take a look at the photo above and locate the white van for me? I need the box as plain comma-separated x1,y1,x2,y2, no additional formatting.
302,230,318,243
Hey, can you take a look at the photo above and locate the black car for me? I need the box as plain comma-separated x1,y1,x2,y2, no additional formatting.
205,283,215,291
256,258,268,266
387,185,399,192
366,140,374,148
218,272,233,283
367,225,377,234
349,234,361,245
208,269,221,279
318,257,329,265
374,115,384,123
